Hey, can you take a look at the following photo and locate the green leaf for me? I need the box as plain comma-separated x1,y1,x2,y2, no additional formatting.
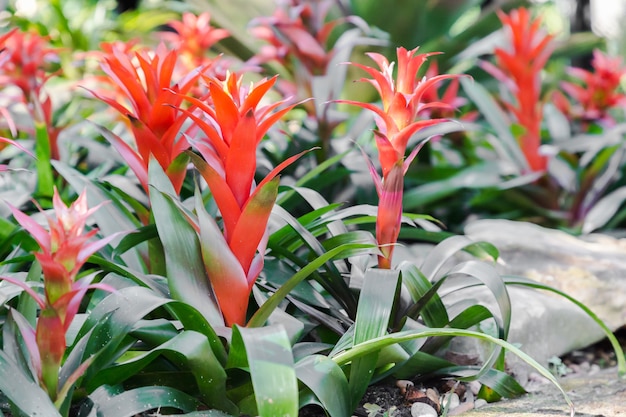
67,286,226,388
88,330,237,414
435,366,526,398
149,161,223,326
398,261,449,328
247,242,374,327
296,355,351,417
349,269,400,410
269,205,361,314
331,327,574,416
582,186,626,233
403,163,503,210
460,77,528,172
34,121,54,199
229,325,299,417
393,350,457,380
420,235,498,281
504,275,626,377
0,351,60,416
87,385,203,417
113,224,158,256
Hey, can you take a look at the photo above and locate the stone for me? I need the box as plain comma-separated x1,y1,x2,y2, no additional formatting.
465,219,626,331
441,392,460,409
465,366,626,416
396,219,626,385
410,402,438,417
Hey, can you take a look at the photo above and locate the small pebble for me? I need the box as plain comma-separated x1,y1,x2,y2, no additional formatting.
468,381,481,395
447,401,474,416
411,402,438,417
426,388,440,408
474,399,488,409
396,379,413,395
440,392,460,409
589,364,601,375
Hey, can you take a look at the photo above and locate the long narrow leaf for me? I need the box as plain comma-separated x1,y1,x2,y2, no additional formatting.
349,269,400,410
0,351,59,416
229,325,299,417
504,275,626,377
247,242,374,327
331,327,575,417
149,161,223,325
88,330,237,414
296,355,351,417
87,386,202,417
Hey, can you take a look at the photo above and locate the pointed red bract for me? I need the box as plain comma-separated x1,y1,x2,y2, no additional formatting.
0,28,64,159
341,47,461,268
482,7,554,172
87,42,203,194
160,12,229,77
2,188,120,401
180,72,307,325
555,49,626,127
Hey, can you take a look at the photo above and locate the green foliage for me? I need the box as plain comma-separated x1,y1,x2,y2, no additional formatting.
0,1,623,417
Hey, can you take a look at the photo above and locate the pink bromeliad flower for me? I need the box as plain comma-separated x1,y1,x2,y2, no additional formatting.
481,7,554,173
175,72,307,325
554,49,626,127
1,189,120,403
339,47,460,268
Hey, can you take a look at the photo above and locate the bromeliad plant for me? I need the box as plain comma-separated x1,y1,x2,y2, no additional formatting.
153,71,308,326
0,188,120,407
480,7,554,174
87,42,205,196
1,2,625,417
459,7,626,232
339,47,461,268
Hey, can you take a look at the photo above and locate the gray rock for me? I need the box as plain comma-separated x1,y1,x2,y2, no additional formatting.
465,366,626,416
397,219,626,385
457,219,626,383
410,402,438,417
465,219,626,331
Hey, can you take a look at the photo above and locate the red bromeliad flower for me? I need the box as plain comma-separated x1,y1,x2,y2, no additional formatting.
481,7,554,173
0,28,63,160
1,189,119,401
160,12,229,75
554,49,626,126
176,72,305,325
87,43,204,194
421,61,477,122
339,47,459,268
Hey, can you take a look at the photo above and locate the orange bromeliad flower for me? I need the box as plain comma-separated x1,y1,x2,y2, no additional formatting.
87,43,204,194
481,7,554,173
2,189,119,401
178,72,306,325
340,47,459,268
